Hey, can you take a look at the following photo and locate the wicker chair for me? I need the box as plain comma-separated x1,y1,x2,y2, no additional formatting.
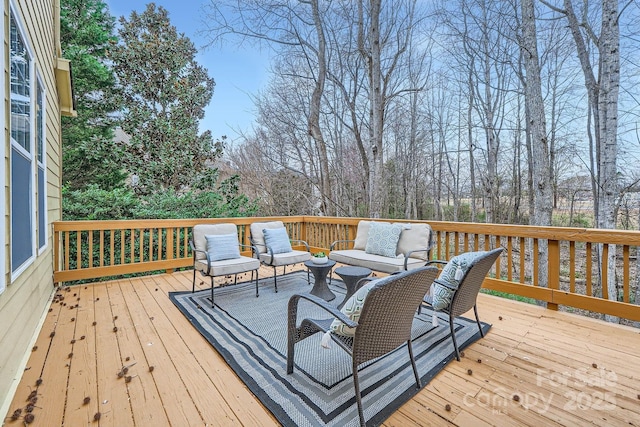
286,266,439,427
422,248,503,361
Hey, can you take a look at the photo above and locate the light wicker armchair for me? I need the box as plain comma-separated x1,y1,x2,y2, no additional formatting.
422,248,503,361
286,266,439,427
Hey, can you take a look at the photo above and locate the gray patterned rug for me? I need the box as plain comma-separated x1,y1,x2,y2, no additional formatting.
169,271,490,426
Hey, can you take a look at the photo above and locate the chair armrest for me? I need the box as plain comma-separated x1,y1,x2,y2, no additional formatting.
402,247,431,270
426,259,448,266
190,239,213,275
288,293,358,329
330,239,355,251
355,277,375,291
290,239,310,252
239,243,258,255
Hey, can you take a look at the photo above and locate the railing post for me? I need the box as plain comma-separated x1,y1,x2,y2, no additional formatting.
300,217,308,247
548,239,560,311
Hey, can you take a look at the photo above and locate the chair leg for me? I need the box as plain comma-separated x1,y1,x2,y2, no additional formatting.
449,315,460,361
210,276,215,308
234,274,238,285
407,340,422,388
352,367,366,427
474,305,485,337
192,268,196,293
273,266,278,292
254,269,259,297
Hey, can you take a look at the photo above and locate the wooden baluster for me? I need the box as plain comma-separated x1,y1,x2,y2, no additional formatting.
623,245,630,303
548,240,560,311
569,241,575,294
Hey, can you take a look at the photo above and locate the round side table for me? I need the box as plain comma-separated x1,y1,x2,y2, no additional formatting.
304,259,337,301
334,266,372,309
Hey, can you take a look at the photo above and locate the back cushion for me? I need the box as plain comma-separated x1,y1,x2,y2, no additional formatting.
193,223,238,260
353,221,372,250
205,234,241,261
262,227,293,254
250,221,285,253
396,223,432,261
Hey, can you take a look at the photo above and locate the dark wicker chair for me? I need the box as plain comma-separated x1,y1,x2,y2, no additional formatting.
422,248,503,361
286,266,439,427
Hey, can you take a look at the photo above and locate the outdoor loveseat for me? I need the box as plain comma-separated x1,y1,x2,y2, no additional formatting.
329,220,433,273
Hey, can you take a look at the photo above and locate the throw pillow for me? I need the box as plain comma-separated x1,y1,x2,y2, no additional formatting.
262,227,293,254
330,280,378,337
365,222,403,257
431,251,486,310
205,233,241,262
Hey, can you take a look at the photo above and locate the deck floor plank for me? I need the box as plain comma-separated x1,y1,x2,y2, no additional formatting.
7,270,640,426
116,278,203,426
63,284,99,426
93,281,135,426
8,293,64,425
132,275,244,425
148,273,278,426
108,279,170,427
35,289,78,426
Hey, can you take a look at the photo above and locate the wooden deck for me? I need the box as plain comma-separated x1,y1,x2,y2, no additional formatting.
7,266,640,426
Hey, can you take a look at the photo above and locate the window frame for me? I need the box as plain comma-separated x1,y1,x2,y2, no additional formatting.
9,3,37,281
36,73,47,254
0,0,5,294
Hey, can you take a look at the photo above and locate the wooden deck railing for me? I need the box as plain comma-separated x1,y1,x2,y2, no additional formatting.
53,216,640,321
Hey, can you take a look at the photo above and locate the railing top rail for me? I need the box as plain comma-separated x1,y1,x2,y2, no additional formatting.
53,216,640,245
53,216,307,231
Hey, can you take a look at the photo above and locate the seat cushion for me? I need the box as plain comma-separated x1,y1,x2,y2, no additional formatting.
250,221,285,253
365,222,403,257
328,249,424,273
193,223,238,261
205,233,241,261
259,250,310,267
262,227,293,254
195,256,260,277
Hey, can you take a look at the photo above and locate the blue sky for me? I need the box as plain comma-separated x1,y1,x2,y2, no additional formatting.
106,0,270,142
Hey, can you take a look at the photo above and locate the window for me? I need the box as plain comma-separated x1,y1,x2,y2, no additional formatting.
36,78,47,252
10,10,35,278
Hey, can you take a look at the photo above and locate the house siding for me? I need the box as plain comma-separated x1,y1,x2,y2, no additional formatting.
0,0,65,415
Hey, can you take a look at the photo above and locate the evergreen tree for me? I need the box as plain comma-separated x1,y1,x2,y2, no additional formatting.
60,0,124,190
111,3,219,194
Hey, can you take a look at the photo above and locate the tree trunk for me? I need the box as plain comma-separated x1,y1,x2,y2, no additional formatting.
521,0,552,291
562,0,620,322
308,0,333,216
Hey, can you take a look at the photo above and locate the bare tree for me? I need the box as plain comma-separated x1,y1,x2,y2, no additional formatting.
541,0,623,321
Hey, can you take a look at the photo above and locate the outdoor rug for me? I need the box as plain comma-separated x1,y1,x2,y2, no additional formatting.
169,271,491,426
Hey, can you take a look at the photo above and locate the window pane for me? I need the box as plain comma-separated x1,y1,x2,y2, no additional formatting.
12,148,33,270
36,84,43,163
38,167,46,249
10,13,30,152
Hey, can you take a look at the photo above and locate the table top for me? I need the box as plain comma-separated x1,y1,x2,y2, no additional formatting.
334,266,372,278
304,259,336,269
